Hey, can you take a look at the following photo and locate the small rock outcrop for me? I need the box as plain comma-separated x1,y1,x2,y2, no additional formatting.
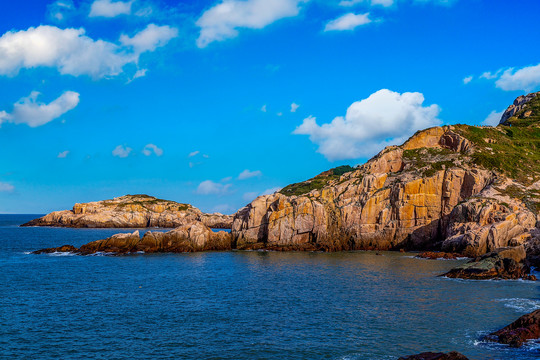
22,194,233,229
397,352,469,360
442,246,536,280
416,252,459,260
499,91,539,125
32,223,232,255
485,309,540,347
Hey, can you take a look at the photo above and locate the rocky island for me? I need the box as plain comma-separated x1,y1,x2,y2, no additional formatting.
34,93,540,279
22,194,233,229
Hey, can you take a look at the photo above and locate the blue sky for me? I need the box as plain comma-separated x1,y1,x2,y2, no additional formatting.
0,0,539,214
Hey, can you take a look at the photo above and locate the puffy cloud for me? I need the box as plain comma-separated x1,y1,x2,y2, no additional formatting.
196,0,305,48
238,169,262,180
196,180,232,195
89,0,133,18
0,91,79,128
0,24,177,79
188,150,200,157
463,76,472,84
120,24,178,53
324,12,371,31
57,150,70,158
291,102,300,112
261,104,267,112
482,110,504,126
293,89,441,160
495,63,540,92
0,182,15,192
112,145,132,158
142,144,163,156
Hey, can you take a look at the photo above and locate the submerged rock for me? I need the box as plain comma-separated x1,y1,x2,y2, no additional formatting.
442,246,536,280
22,194,233,229
397,351,469,360
485,309,540,347
33,223,232,255
417,252,460,260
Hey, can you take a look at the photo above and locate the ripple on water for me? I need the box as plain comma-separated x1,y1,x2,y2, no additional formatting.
497,298,540,313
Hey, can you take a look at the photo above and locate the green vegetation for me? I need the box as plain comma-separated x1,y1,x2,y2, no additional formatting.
454,122,540,184
403,148,457,177
103,195,192,212
502,94,540,127
279,165,356,196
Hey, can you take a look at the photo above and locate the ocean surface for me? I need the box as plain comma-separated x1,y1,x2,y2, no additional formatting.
1,214,539,360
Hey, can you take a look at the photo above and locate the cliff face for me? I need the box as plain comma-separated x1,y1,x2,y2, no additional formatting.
22,194,233,229
232,94,540,255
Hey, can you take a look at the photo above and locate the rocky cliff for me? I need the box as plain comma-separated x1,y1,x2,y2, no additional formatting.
22,194,233,229
232,93,540,256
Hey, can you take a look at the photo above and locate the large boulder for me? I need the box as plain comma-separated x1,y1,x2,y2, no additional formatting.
442,246,535,280
485,309,540,347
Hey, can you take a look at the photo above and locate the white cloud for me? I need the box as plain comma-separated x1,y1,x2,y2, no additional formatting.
0,90,79,128
188,150,200,157
120,24,178,53
261,104,267,112
89,0,133,18
112,145,132,158
293,89,441,161
339,0,394,6
196,0,305,48
142,143,163,156
277,112,283,116
495,63,540,92
463,76,472,84
211,204,234,214
47,0,75,21
196,180,232,195
57,150,70,158
324,12,372,31
480,71,498,80
0,25,177,79
290,102,300,112
0,182,15,192
238,169,262,180
482,110,504,126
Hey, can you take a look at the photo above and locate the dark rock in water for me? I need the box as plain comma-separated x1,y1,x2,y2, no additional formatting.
397,351,469,360
441,246,536,280
32,223,232,255
32,245,77,254
485,309,540,347
417,252,459,260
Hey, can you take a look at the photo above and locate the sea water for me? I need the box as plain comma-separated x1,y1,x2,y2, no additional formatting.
1,214,539,360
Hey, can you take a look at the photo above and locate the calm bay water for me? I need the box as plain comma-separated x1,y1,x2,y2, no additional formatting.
1,214,539,360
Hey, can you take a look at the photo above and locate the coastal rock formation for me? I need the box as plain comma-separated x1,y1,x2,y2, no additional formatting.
416,252,459,260
232,109,539,254
442,246,536,280
499,91,539,125
486,309,540,347
33,222,232,255
22,194,233,229
397,352,469,360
